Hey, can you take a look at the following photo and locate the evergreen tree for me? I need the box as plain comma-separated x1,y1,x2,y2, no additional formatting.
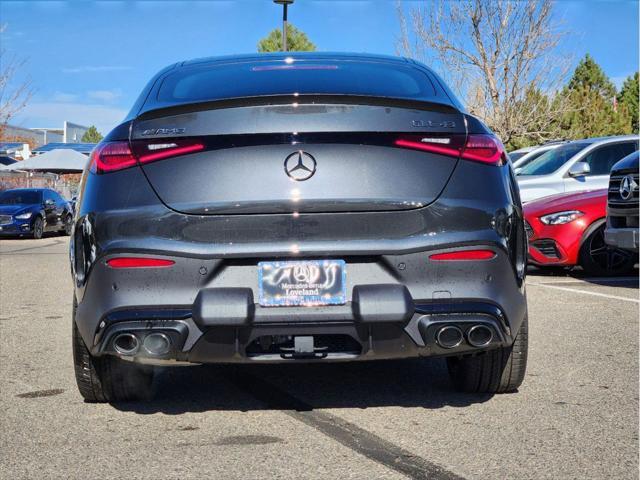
561,55,632,138
81,126,103,143
257,24,316,52
618,72,639,133
567,54,616,100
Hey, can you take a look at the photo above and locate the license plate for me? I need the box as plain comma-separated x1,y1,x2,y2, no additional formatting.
258,259,346,307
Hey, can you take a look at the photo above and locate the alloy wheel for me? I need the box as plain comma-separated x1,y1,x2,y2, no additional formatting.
33,218,43,239
588,226,632,273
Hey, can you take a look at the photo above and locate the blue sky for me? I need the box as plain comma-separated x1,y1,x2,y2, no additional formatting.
2,0,638,134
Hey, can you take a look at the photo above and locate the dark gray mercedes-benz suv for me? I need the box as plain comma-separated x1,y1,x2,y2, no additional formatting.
71,53,528,402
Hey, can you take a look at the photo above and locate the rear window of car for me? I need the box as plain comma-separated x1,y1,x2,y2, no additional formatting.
515,148,551,168
518,143,590,176
508,151,527,162
156,60,438,103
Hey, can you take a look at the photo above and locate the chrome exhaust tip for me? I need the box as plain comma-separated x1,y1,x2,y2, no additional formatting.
142,332,171,356
436,326,463,349
113,333,140,356
467,325,494,348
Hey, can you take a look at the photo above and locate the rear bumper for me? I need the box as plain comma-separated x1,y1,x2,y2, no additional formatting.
75,249,527,365
605,227,639,252
93,299,512,364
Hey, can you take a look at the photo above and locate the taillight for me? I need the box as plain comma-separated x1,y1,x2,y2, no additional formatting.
429,249,496,261
394,137,465,158
461,134,506,165
131,138,205,165
395,134,506,166
90,138,205,174
89,142,137,174
106,257,175,268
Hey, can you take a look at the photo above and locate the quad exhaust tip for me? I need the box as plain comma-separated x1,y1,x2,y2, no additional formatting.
435,324,494,349
113,333,140,356
112,332,172,357
143,332,172,356
467,325,494,348
436,326,463,349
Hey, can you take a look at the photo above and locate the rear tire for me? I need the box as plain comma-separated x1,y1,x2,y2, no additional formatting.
579,223,636,276
31,216,43,239
446,313,528,394
72,298,154,402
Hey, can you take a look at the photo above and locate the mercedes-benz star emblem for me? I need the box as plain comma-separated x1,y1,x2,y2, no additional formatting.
284,151,316,181
619,174,637,201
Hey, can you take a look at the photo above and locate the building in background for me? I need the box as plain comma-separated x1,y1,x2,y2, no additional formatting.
1,121,89,149
0,121,91,159
2,125,60,146
61,122,89,143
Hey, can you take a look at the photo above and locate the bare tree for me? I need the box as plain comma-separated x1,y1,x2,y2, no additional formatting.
0,24,34,139
397,1,573,147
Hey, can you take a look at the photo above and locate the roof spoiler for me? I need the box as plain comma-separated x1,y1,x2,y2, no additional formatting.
136,94,459,121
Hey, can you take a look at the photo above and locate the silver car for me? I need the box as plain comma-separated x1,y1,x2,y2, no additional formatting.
516,135,639,203
508,145,538,163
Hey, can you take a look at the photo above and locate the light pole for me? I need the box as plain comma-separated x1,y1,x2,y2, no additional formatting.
273,0,294,52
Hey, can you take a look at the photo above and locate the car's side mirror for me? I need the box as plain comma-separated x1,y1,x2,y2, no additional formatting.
568,161,590,177
44,199,55,206
514,167,522,175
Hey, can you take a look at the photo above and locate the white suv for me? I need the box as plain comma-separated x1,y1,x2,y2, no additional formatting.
516,135,639,203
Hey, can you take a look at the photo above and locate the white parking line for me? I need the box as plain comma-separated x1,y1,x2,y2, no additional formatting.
528,282,639,303
529,276,638,285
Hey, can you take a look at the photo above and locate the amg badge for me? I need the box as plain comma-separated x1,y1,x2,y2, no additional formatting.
141,128,186,136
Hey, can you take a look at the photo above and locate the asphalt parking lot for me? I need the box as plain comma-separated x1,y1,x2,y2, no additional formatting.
1,236,638,480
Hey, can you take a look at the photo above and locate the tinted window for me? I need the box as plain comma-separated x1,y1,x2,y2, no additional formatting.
519,148,550,167
582,142,638,176
509,151,527,162
0,191,42,205
518,143,590,176
157,61,437,103
526,150,549,163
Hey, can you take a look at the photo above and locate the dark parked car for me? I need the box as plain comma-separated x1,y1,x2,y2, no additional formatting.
71,52,528,402
0,188,73,238
605,151,639,252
